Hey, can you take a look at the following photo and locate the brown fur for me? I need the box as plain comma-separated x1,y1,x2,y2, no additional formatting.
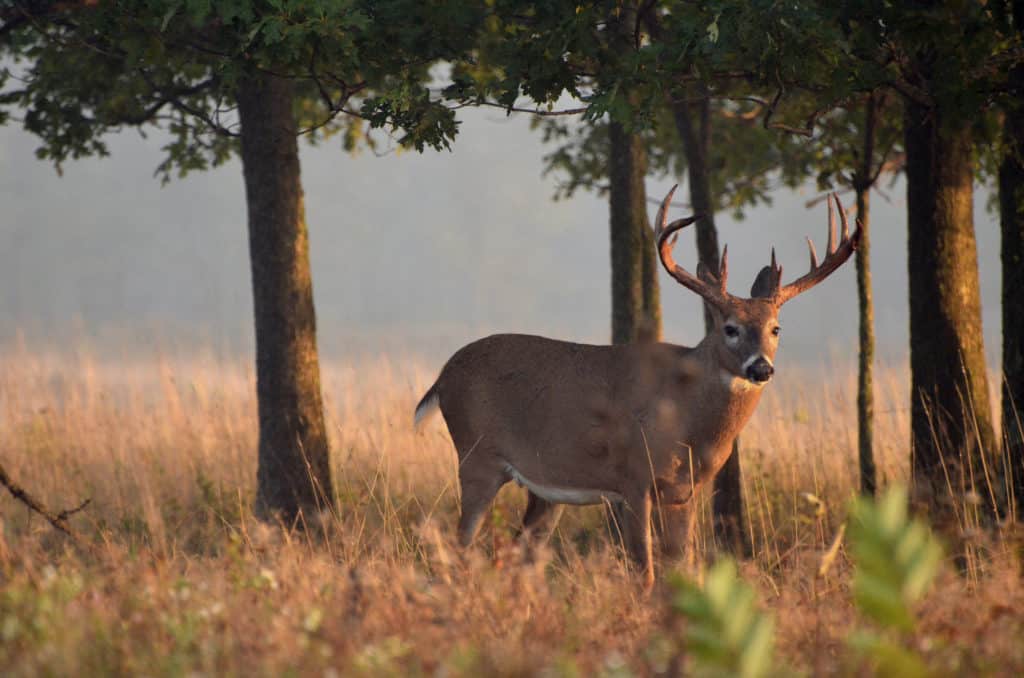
421,302,777,589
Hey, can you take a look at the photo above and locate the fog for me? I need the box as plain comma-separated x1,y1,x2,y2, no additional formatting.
0,107,1003,368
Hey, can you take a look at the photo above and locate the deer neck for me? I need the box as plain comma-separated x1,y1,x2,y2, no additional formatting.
687,339,768,447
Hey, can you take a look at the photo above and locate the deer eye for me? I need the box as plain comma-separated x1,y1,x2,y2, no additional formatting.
772,326,781,337
724,324,739,339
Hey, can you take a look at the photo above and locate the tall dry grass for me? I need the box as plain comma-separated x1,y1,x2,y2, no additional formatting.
1,344,1021,676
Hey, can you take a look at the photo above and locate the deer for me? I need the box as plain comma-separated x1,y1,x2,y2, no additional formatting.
413,186,861,589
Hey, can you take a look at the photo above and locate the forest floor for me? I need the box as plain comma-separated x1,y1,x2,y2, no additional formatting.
1,343,1022,676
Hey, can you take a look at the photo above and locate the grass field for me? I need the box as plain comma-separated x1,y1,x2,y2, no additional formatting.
1,343,1022,676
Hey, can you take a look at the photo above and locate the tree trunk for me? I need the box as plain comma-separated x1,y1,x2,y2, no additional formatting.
609,121,658,343
671,91,751,557
1000,88,1024,519
236,71,334,522
854,95,878,497
640,207,662,341
904,98,998,525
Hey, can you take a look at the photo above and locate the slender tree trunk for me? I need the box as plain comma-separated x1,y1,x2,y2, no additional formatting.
604,2,663,551
236,71,334,522
1000,88,1024,518
904,98,998,526
609,121,658,343
641,209,662,341
855,95,878,497
671,91,751,557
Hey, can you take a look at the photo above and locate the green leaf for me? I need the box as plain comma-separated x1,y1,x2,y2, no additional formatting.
667,559,776,678
853,571,915,632
848,631,932,678
160,4,181,32
848,485,943,634
185,0,211,27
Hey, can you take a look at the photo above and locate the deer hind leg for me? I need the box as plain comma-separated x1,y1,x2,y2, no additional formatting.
456,457,509,547
518,492,565,543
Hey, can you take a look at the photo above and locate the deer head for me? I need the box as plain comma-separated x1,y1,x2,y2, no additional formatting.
654,185,861,385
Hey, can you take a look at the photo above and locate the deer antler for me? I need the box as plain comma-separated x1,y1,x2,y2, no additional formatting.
774,193,862,305
654,185,728,309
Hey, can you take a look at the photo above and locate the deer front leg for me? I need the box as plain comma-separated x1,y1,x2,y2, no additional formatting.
657,500,699,570
652,478,700,569
621,488,654,591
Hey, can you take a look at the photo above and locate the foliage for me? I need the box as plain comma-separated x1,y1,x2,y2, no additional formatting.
664,485,945,678
461,1,897,219
0,1,483,179
847,485,943,677
534,105,812,220
461,1,1018,215
666,559,776,678
849,485,943,632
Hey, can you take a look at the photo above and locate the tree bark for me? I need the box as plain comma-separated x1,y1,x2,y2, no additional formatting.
236,71,334,522
854,95,878,497
671,91,751,557
1000,84,1024,518
609,121,659,343
640,206,662,341
904,98,998,525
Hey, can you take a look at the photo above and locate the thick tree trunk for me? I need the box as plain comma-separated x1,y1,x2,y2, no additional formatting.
904,98,998,525
609,121,659,343
1000,94,1024,518
236,71,334,522
672,92,750,557
855,95,878,497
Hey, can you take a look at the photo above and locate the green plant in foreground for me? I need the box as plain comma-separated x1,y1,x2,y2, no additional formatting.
847,485,944,677
665,485,943,678
667,560,775,678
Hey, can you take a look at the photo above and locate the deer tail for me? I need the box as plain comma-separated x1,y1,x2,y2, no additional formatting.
413,381,440,430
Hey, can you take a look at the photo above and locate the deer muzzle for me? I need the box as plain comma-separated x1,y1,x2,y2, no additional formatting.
745,357,774,383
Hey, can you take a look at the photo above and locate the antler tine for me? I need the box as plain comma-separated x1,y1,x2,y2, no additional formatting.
654,184,677,237
770,247,783,292
776,193,862,305
826,192,837,254
720,244,729,289
806,237,818,270
833,192,850,241
653,185,728,308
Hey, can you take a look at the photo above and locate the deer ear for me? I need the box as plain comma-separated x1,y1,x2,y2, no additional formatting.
750,266,775,299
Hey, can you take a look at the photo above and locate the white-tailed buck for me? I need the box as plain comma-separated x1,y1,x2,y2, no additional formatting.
414,187,861,588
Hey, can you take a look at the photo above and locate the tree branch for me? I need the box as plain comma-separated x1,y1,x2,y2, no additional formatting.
762,88,816,137
1,1,96,37
137,70,237,136
448,99,587,116
0,460,90,545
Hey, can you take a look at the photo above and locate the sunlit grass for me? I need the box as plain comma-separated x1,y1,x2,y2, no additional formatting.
1,344,1021,675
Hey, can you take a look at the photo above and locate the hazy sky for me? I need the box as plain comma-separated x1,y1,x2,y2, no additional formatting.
0,107,1003,367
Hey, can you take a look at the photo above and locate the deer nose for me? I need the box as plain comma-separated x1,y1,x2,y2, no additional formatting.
746,358,774,383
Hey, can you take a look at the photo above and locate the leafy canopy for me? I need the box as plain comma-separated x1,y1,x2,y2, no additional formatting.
0,0,484,179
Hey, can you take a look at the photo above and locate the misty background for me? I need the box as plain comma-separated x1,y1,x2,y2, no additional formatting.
0,107,1003,369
